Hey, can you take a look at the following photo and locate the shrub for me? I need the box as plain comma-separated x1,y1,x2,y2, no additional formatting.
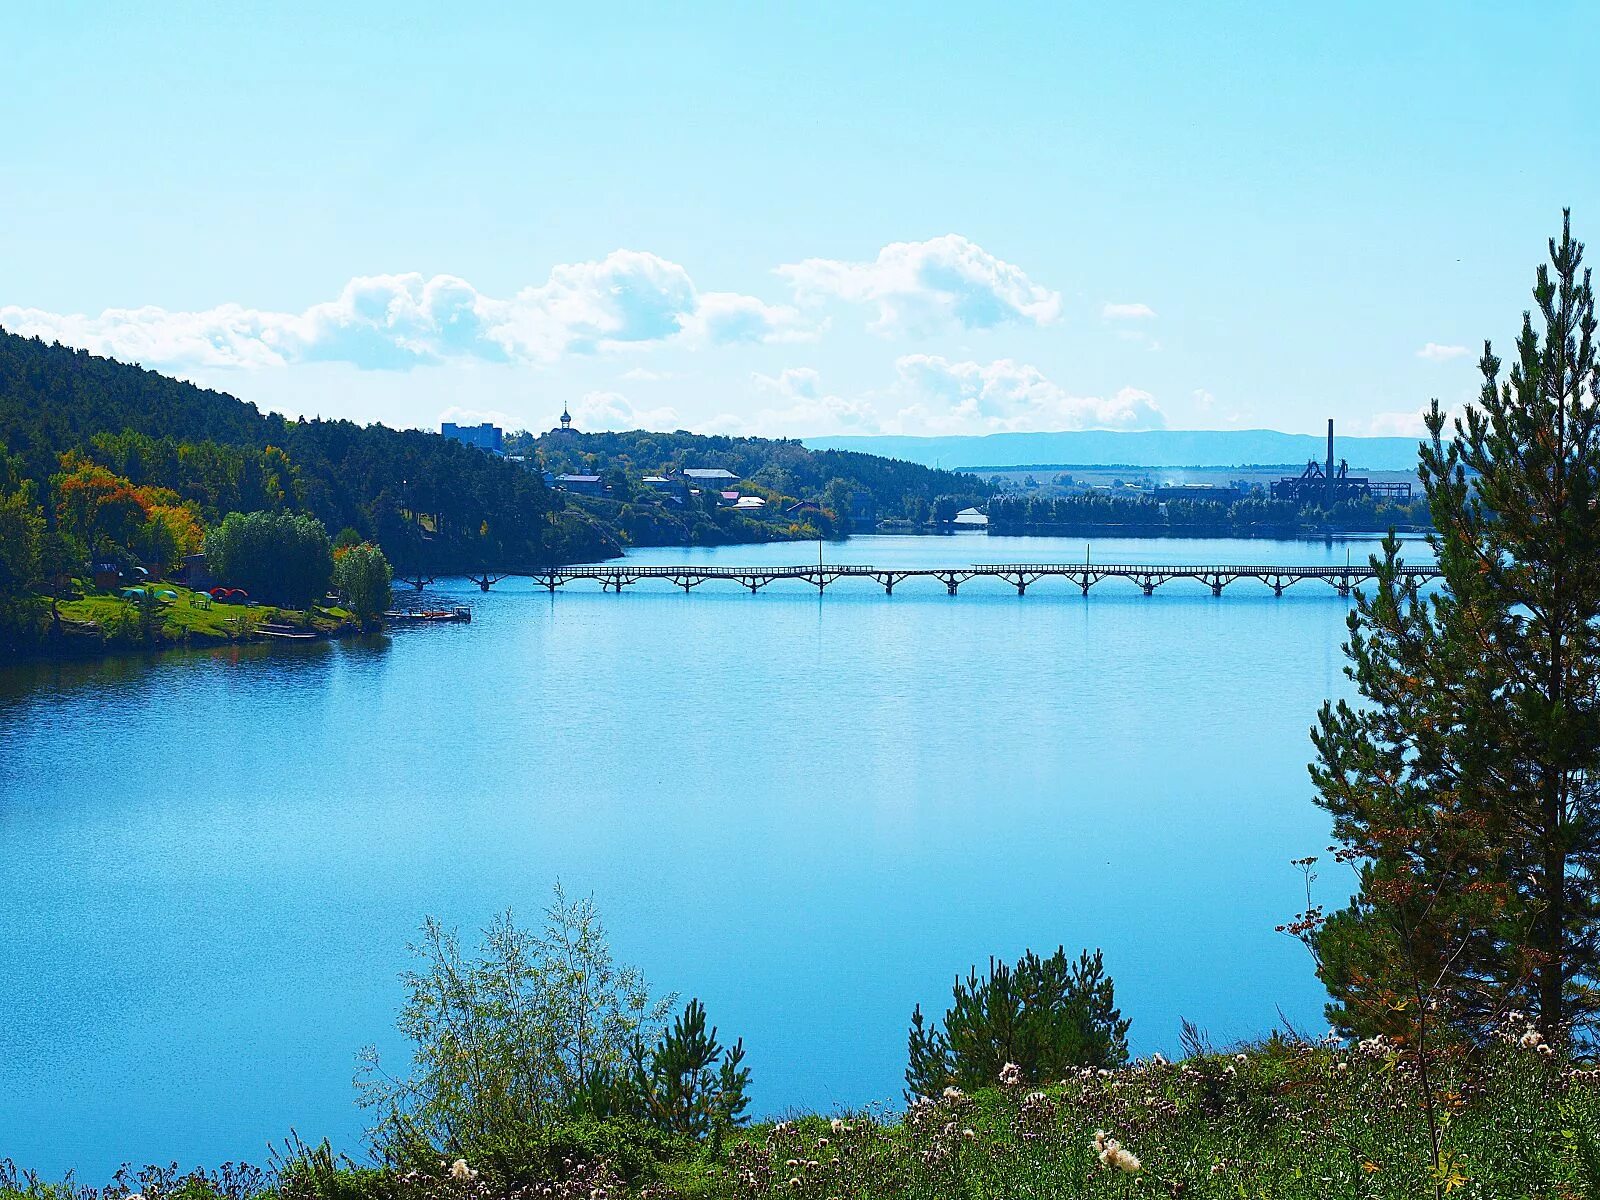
587,999,752,1143
906,947,1129,1096
356,887,675,1162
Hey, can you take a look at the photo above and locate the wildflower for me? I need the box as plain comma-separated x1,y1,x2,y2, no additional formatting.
1098,1140,1141,1174
831,1117,844,1134
1520,1028,1544,1049
449,1159,477,1182
962,1128,976,1140
941,1085,966,1102
1093,1129,1111,1153
999,1061,1022,1086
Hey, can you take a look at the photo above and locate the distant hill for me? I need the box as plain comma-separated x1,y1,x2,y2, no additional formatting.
803,429,1426,472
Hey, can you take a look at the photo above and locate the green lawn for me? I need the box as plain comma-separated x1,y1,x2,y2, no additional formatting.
51,582,356,649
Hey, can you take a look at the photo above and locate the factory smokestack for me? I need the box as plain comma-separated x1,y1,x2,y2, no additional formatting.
1325,419,1335,510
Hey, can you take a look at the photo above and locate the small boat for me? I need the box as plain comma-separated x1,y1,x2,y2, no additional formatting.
382,607,472,624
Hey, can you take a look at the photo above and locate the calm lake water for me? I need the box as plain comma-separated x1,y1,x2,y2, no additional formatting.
0,534,1431,1176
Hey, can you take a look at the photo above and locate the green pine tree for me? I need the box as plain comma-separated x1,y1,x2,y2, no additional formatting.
906,946,1129,1096
1308,211,1600,1048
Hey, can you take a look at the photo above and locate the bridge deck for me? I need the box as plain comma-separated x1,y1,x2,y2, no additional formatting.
520,561,1438,596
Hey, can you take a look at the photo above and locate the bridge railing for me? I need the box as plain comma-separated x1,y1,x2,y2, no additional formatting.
984,563,1436,576
548,564,877,578
543,561,1439,579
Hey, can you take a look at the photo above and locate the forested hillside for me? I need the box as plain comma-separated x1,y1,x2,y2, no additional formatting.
0,329,612,570
0,329,993,593
518,428,992,526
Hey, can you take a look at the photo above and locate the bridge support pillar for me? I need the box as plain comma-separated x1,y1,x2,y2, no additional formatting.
1142,582,1155,596
883,580,894,595
1273,583,1284,597
943,577,959,596
1015,580,1027,596
1081,582,1090,596
1211,582,1223,597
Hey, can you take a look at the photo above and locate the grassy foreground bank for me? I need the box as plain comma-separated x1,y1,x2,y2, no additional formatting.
33,581,358,655
6,1031,1595,1200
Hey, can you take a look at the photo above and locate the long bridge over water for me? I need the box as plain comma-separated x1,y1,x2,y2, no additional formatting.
520,561,1439,597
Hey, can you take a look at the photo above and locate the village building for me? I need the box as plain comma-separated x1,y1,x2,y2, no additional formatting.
555,473,605,497
441,421,504,453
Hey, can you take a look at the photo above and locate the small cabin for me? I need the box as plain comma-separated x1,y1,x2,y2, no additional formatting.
180,553,216,591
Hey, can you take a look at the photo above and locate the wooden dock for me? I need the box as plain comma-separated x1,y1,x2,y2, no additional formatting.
525,561,1440,597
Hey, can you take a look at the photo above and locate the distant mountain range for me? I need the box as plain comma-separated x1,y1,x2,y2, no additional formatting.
803,429,1426,472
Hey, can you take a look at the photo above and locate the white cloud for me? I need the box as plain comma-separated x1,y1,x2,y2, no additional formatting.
1417,342,1470,361
776,234,1061,335
568,390,681,432
1356,407,1438,437
438,404,517,429
889,355,1165,434
1103,302,1157,320
0,252,811,372
708,367,881,437
675,291,812,346
0,302,294,370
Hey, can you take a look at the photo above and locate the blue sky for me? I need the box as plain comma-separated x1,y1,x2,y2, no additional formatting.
4,2,1596,439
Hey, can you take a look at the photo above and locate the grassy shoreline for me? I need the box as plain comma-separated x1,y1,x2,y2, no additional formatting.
5,1036,1593,1200
12,581,362,661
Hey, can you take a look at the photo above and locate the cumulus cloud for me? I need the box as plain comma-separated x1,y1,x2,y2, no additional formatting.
1356,406,1450,438
1417,342,1470,361
776,234,1061,335
889,355,1164,434
568,390,681,432
721,367,882,436
0,252,811,372
675,291,811,346
439,404,518,429
1103,302,1156,320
